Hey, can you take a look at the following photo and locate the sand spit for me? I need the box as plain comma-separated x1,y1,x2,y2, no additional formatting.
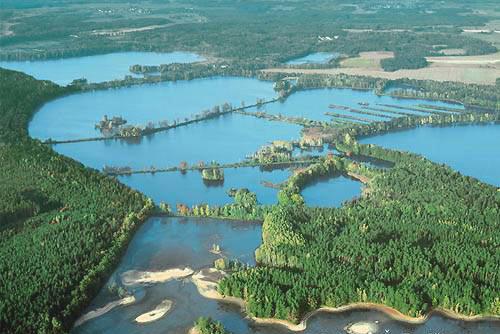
135,299,173,323
191,268,227,300
73,295,135,327
121,267,194,286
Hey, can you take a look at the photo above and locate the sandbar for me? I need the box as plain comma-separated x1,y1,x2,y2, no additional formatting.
134,299,173,323
121,267,194,286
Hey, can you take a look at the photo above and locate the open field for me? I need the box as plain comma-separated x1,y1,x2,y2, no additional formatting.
340,51,394,69
264,65,500,85
426,52,500,65
267,50,500,85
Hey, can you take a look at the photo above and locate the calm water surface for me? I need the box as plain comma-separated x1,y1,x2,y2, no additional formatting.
301,175,362,207
51,114,301,170
31,76,276,140
0,51,204,85
286,52,340,65
119,167,291,208
360,124,500,186
250,88,463,123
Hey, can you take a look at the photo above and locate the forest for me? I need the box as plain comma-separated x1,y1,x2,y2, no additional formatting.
291,74,500,111
219,137,500,322
1,1,497,72
0,68,154,333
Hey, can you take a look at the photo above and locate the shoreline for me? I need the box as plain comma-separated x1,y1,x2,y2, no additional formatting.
134,299,173,323
191,268,500,332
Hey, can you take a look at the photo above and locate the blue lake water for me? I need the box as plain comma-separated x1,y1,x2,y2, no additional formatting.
360,124,500,186
0,51,204,85
119,167,291,208
286,52,340,65
250,87,463,123
50,114,301,170
301,175,363,207
31,76,276,140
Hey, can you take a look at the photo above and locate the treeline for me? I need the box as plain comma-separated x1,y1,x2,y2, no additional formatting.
0,68,153,333
1,2,496,72
381,54,428,71
219,139,500,322
287,73,500,111
388,79,500,111
177,189,270,221
334,111,500,146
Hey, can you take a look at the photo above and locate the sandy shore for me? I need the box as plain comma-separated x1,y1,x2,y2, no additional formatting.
73,295,135,327
135,299,173,323
188,327,200,334
345,321,379,334
192,268,500,332
121,267,194,286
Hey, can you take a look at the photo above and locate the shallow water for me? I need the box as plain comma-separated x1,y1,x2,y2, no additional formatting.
0,51,204,85
360,124,500,186
286,52,340,65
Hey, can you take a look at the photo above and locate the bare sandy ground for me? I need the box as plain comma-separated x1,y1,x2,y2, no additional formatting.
121,267,194,286
73,295,135,327
426,52,500,65
340,51,394,69
269,50,500,85
345,321,379,334
134,299,173,323
263,66,499,85
91,24,173,36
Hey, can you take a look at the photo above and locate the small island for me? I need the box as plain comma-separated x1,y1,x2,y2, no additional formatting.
201,164,225,185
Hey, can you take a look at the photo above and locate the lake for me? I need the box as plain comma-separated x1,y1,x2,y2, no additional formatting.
249,87,463,123
31,76,276,141
25,53,499,333
0,51,204,85
49,113,301,170
286,52,340,65
360,124,500,186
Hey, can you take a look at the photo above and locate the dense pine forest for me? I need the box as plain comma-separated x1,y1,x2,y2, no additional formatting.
0,68,153,333
219,136,500,322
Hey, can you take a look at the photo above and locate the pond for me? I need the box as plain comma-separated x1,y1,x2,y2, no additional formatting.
119,167,291,209
286,52,340,65
72,217,500,334
301,175,362,207
360,124,500,186
248,87,463,123
0,51,204,85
